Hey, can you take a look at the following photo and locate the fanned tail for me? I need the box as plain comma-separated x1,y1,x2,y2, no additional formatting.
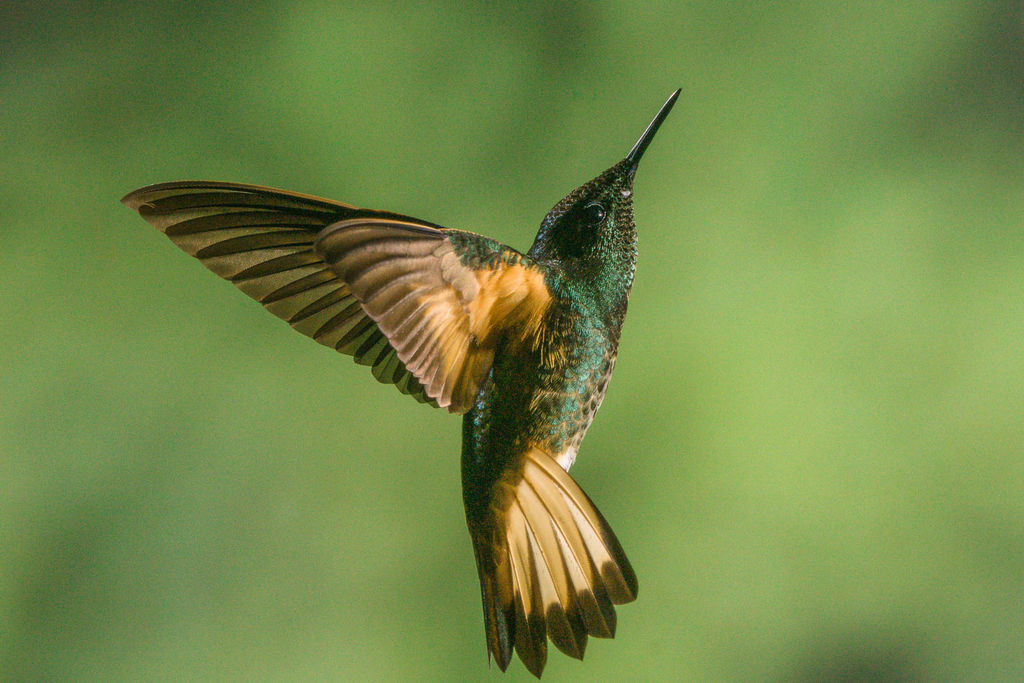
466,448,637,678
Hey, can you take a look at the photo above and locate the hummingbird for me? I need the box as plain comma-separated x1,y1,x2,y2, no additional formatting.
123,89,679,677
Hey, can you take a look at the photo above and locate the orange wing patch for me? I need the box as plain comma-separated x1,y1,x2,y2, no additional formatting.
470,263,551,349
315,220,553,413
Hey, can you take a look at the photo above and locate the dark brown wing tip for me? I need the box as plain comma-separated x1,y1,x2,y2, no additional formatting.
121,181,208,209
121,180,352,212
121,185,152,210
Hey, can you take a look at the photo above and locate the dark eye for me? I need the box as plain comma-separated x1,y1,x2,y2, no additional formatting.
581,202,607,226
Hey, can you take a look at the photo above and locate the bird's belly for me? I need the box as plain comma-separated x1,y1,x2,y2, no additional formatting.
464,324,620,479
529,350,617,472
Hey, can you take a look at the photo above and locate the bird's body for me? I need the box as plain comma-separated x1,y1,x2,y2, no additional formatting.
124,90,678,677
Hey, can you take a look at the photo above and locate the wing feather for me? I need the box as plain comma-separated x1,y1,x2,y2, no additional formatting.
122,181,438,405
315,220,554,413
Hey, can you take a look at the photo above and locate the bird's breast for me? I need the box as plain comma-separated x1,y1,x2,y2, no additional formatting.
462,299,623,472
511,321,620,469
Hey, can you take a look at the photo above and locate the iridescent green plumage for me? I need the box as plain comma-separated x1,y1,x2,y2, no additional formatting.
123,89,679,679
460,93,678,673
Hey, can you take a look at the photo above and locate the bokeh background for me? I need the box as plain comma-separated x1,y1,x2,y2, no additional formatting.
3,2,1023,680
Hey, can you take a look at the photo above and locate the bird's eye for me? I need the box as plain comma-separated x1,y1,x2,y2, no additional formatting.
581,202,607,226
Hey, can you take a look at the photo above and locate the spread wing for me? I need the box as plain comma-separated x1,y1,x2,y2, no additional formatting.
315,220,553,413
123,181,554,413
122,181,447,406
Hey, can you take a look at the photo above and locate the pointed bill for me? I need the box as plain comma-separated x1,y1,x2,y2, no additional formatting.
625,88,680,168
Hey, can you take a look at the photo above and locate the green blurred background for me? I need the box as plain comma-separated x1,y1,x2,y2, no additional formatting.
3,2,1023,680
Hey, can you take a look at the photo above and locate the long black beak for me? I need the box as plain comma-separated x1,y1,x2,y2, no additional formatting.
625,88,680,169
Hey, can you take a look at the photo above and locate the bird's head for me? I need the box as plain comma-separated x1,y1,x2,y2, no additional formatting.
528,89,679,303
